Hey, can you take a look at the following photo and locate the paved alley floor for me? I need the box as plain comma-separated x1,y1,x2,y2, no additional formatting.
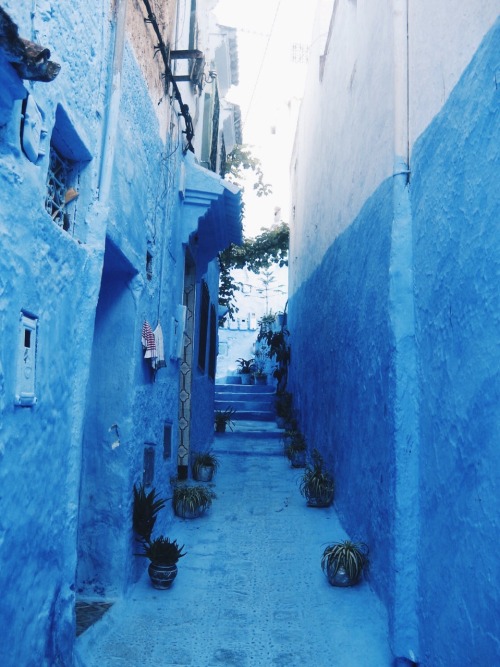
75,423,391,667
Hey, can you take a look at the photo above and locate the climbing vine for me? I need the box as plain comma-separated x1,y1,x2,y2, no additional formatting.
218,222,289,326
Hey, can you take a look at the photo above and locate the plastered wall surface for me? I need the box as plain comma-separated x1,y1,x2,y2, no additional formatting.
290,0,395,292
289,2,499,663
0,0,225,663
411,21,500,664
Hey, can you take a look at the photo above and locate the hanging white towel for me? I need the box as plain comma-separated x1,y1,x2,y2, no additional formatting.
141,320,157,360
153,323,166,369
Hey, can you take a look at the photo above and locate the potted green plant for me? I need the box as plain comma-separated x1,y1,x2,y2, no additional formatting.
192,450,220,482
132,483,166,542
173,484,216,518
214,406,236,433
136,536,186,589
275,391,293,429
299,449,335,507
284,430,307,468
236,358,255,385
321,540,369,587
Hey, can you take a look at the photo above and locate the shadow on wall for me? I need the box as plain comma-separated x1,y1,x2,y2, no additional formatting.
77,238,138,597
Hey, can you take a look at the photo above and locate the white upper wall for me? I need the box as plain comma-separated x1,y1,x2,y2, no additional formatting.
290,0,499,291
290,0,395,291
409,1,499,147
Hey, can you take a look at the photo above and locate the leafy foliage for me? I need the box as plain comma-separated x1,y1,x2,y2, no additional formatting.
321,540,369,585
223,144,272,198
136,536,186,565
214,406,236,431
236,358,255,374
299,450,335,506
133,484,166,542
218,223,289,326
284,431,307,458
173,485,216,516
192,450,220,475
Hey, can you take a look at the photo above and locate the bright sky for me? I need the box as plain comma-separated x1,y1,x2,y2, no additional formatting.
214,0,318,236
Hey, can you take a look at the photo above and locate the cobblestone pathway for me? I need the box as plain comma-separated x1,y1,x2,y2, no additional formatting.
76,422,391,666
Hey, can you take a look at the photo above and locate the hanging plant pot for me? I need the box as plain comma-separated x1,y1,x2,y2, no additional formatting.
148,562,178,589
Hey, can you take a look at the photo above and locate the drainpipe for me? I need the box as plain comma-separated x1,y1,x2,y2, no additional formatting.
390,0,420,663
99,0,128,203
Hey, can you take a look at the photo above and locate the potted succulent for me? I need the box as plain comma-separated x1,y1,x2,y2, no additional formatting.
284,430,307,468
321,540,369,587
137,536,186,589
173,484,216,518
299,449,335,507
132,483,166,542
236,358,255,385
192,449,220,482
214,406,236,433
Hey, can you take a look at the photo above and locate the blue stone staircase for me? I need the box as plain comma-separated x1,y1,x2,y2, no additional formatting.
215,383,276,422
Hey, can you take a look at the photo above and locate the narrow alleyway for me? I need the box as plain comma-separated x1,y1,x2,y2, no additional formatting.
75,417,391,667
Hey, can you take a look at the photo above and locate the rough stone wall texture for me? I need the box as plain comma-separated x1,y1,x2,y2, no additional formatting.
0,3,109,665
288,177,397,613
411,21,500,665
126,0,177,135
290,3,499,664
0,0,196,664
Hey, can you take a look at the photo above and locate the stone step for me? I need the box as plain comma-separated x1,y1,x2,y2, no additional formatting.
231,410,276,421
215,384,275,394
215,399,275,413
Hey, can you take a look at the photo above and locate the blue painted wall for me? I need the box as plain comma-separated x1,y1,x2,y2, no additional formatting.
411,21,500,665
288,178,397,612
0,2,238,663
289,17,500,665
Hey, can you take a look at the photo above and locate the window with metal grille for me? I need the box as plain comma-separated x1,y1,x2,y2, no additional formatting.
45,146,79,233
197,280,210,372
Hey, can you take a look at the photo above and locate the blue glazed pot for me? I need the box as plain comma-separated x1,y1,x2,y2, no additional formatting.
148,562,178,589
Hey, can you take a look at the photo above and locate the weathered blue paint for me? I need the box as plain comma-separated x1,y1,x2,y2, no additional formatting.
289,16,500,666
289,177,397,611
411,19,500,665
0,2,241,664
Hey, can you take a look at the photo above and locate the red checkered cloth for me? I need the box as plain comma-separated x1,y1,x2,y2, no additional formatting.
141,320,157,359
